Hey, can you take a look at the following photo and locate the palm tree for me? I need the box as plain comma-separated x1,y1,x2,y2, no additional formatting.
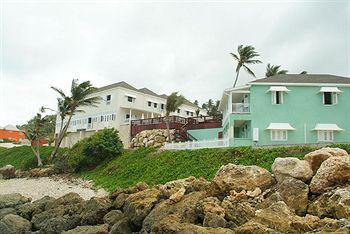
165,92,185,143
265,64,288,77
50,79,101,159
24,113,48,167
231,45,262,87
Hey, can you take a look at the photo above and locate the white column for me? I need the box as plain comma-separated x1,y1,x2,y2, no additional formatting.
129,109,132,124
141,113,144,119
151,112,154,118
228,92,233,113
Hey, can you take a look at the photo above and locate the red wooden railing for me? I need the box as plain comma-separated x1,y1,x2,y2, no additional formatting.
130,116,222,139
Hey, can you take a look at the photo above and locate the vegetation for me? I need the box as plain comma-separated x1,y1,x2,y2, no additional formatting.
231,45,262,87
18,113,56,146
80,144,350,192
201,99,221,118
66,128,123,172
0,146,59,171
50,79,101,160
165,92,185,142
265,63,288,77
1,144,350,192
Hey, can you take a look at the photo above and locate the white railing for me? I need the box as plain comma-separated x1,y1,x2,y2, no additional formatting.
232,103,250,113
164,138,229,150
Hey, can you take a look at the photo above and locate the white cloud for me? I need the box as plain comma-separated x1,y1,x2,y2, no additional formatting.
0,0,349,125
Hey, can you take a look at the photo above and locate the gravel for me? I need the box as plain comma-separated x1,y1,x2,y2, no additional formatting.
0,177,108,201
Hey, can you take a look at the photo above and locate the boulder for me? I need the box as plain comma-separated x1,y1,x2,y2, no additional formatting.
200,197,225,217
0,214,31,234
17,196,55,220
109,217,132,234
308,186,350,219
254,201,297,232
0,193,31,209
28,167,55,177
272,157,313,183
0,165,16,179
234,220,276,233
38,216,80,234
169,187,186,204
276,177,309,215
159,176,209,198
310,156,350,194
203,213,227,228
0,208,16,219
123,188,161,230
210,164,275,198
62,224,109,234
103,210,125,226
80,197,112,225
112,193,129,209
142,191,207,233
221,196,255,226
304,147,349,174
151,215,234,234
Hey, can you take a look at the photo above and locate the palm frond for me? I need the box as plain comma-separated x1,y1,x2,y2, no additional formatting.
243,65,256,77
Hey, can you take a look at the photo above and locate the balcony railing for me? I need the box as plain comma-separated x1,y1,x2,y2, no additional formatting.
164,138,229,150
232,103,250,113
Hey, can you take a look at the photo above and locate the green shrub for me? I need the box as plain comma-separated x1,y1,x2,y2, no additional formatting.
67,128,123,172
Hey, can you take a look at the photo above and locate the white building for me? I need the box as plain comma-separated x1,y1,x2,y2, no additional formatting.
55,81,206,147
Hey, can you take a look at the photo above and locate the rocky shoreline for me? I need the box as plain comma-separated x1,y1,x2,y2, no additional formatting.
0,147,349,233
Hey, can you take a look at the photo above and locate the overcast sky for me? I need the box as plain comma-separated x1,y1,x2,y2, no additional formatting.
0,0,349,126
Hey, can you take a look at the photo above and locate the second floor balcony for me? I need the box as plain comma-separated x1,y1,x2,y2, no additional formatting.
232,103,250,113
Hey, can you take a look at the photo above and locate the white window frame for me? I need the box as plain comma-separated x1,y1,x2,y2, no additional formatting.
317,130,334,142
323,92,338,105
271,91,283,105
106,95,111,105
270,130,288,141
127,96,135,103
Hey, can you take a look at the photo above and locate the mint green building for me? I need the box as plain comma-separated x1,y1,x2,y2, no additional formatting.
219,74,350,147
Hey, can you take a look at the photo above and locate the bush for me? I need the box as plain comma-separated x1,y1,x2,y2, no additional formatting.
67,128,123,172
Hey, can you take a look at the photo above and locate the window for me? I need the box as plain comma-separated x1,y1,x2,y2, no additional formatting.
154,103,158,108
148,101,152,107
272,91,283,104
177,109,181,113
125,114,130,119
190,112,194,117
161,104,165,110
100,116,104,122
106,95,111,104
186,111,190,116
271,130,288,141
323,92,337,105
318,130,333,142
127,96,134,102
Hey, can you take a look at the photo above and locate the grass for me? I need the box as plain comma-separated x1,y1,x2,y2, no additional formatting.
2,144,350,193
79,144,350,192
0,146,56,170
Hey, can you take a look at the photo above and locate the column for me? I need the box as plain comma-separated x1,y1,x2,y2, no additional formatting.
129,109,132,124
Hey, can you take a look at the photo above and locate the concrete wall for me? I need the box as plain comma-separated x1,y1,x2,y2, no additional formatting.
187,128,222,141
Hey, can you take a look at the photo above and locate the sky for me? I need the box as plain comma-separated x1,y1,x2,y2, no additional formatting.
0,0,349,126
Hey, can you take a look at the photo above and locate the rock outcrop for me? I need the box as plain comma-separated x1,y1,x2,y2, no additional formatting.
130,129,175,148
272,157,313,182
0,165,16,179
0,147,349,233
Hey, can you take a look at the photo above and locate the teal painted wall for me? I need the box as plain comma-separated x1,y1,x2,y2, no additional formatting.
248,85,350,146
187,128,222,140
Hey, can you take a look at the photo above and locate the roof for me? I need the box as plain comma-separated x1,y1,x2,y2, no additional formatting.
97,81,200,108
3,124,20,131
252,74,350,84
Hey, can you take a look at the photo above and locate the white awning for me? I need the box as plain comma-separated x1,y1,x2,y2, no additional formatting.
313,124,344,131
147,99,158,103
266,86,291,93
319,87,342,93
266,123,295,130
125,93,136,98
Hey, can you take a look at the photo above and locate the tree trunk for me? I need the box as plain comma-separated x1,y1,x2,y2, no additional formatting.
50,115,72,160
30,143,43,167
233,69,240,87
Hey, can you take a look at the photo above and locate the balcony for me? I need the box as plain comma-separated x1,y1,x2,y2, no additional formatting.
232,103,250,113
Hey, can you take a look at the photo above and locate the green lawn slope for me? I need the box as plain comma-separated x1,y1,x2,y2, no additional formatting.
80,144,350,192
